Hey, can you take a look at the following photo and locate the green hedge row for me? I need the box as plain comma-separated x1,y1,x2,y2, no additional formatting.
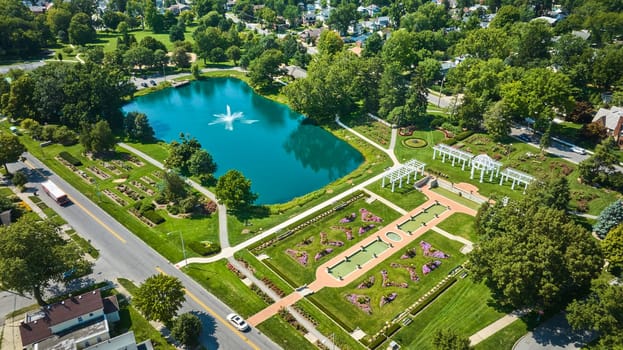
142,210,164,224
364,334,387,349
188,240,221,256
455,130,475,141
410,277,457,317
307,294,355,333
59,151,82,166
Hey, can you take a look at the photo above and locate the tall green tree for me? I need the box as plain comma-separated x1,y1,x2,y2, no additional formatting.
215,170,257,211
602,224,623,271
0,218,91,305
69,12,96,45
317,30,344,56
567,279,623,348
593,200,623,239
134,274,186,326
248,49,284,90
0,133,25,174
578,138,619,188
326,2,357,35
80,120,116,154
124,111,155,142
471,193,602,310
432,329,471,350
187,149,217,177
172,313,203,347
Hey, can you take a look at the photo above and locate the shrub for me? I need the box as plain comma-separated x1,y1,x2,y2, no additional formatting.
142,210,165,224
59,151,82,166
442,138,457,146
410,277,457,316
455,130,475,141
430,116,445,128
188,241,221,256
364,334,387,349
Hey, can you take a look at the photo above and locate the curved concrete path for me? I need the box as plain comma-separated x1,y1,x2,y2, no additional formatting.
335,116,400,166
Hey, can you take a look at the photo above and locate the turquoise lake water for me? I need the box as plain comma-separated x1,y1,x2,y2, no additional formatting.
122,78,364,204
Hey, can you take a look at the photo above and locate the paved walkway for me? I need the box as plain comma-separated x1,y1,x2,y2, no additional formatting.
469,310,528,346
362,188,407,215
247,185,477,325
117,143,232,249
335,116,400,166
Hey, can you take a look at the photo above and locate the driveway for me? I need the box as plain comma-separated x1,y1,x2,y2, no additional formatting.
514,313,596,350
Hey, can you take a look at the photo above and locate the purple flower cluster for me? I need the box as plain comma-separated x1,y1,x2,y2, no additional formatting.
359,208,383,222
359,224,375,235
286,249,308,266
328,240,344,246
400,247,417,259
332,225,354,240
422,260,442,274
339,212,357,223
379,292,398,307
420,240,449,259
314,248,334,261
357,275,375,289
347,294,372,314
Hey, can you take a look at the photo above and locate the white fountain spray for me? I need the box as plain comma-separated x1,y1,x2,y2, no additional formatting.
209,105,258,131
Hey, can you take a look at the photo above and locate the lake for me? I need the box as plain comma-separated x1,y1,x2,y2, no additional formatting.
122,78,364,204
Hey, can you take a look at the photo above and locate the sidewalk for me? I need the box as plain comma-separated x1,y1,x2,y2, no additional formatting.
469,310,528,346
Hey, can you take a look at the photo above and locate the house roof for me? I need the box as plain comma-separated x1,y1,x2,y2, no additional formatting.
20,290,105,346
593,107,623,131
103,295,119,315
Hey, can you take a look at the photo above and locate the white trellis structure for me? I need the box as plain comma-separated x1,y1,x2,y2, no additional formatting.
499,168,535,194
470,154,502,183
432,144,474,170
382,159,426,192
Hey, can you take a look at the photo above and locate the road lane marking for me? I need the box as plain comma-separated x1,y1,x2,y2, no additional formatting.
24,159,127,244
154,267,260,350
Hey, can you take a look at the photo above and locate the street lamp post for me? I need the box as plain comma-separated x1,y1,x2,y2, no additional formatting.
167,231,186,265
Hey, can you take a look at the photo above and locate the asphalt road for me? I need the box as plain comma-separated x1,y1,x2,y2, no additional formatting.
2,153,279,350
513,313,596,350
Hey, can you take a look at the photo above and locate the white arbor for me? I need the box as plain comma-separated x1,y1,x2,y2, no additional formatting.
432,144,474,170
382,159,426,192
499,168,534,194
470,154,502,183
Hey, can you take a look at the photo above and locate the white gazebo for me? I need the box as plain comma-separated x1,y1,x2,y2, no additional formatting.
432,144,474,170
382,159,426,192
499,167,534,194
470,154,502,183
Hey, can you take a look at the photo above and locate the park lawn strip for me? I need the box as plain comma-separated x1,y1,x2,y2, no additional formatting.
436,213,478,242
120,306,175,349
95,27,197,53
16,133,219,262
431,187,482,211
342,114,392,149
234,250,294,294
66,229,100,259
256,315,317,350
294,299,366,350
183,261,268,317
122,141,170,163
392,277,506,349
365,179,429,212
260,198,403,287
0,187,13,197
473,317,531,350
311,230,466,334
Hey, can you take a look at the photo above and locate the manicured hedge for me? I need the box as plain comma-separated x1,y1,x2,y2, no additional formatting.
442,138,457,146
59,151,82,166
263,259,299,287
385,323,401,337
142,210,164,224
364,334,387,349
410,277,457,317
455,130,475,141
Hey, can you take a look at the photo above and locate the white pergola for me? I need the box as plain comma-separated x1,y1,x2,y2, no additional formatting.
432,144,474,170
382,159,426,192
470,154,502,183
499,168,534,194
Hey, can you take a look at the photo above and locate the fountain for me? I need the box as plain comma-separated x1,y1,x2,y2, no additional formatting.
209,105,258,131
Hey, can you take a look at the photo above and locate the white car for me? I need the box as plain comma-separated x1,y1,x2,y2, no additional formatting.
226,313,250,331
571,146,586,155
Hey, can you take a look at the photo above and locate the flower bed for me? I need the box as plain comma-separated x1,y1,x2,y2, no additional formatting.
285,249,308,266
346,294,372,314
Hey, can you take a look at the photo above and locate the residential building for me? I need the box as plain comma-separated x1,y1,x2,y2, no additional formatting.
19,289,152,350
592,106,623,145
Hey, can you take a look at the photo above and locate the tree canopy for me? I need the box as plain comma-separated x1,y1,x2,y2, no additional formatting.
164,134,217,177
602,224,623,272
172,312,203,347
471,181,602,310
0,133,25,173
134,274,186,326
0,218,91,305
593,200,623,239
215,169,257,212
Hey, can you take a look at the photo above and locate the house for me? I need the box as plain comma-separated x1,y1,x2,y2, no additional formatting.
592,106,623,145
299,28,324,44
531,16,558,26
357,4,380,17
283,65,308,79
19,289,152,350
302,12,316,25
167,3,190,15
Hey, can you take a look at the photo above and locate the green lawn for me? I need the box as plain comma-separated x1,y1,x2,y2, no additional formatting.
311,230,467,334
392,277,506,349
436,212,478,242
123,141,170,163
95,27,197,53
431,187,482,211
474,317,532,350
234,250,294,294
343,114,392,149
294,299,366,350
183,260,268,317
259,198,402,286
257,315,317,350
393,131,619,215
365,178,429,212
14,131,219,263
